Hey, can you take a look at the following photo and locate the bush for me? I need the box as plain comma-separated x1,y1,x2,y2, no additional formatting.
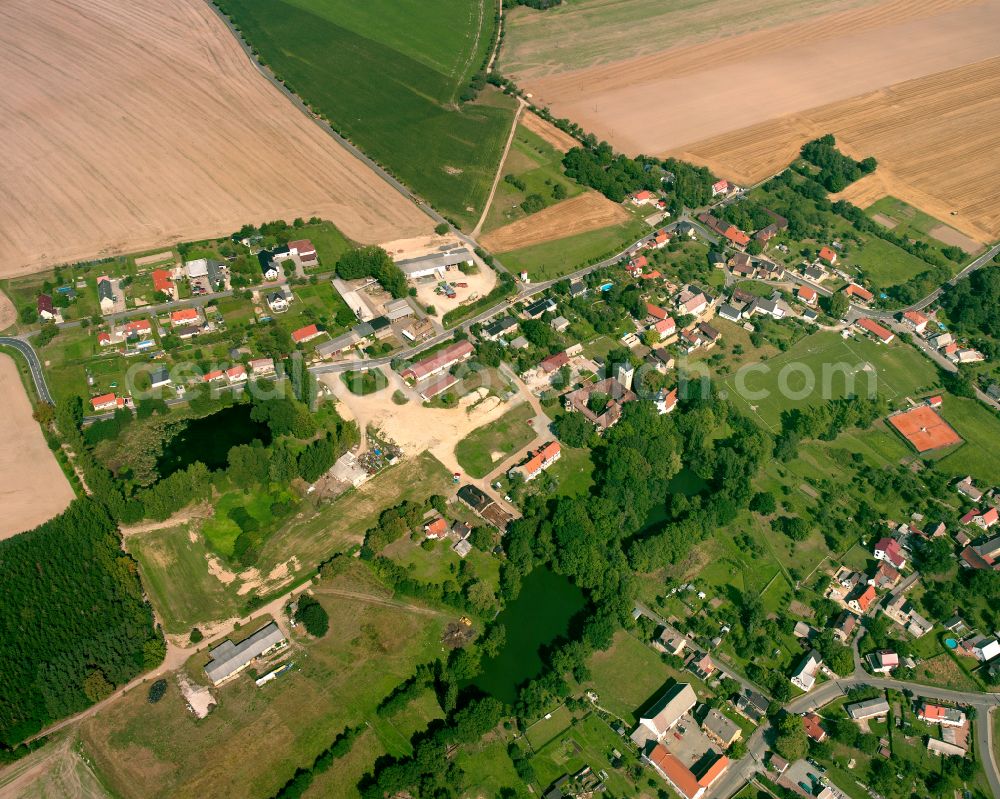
190,627,204,644
295,595,330,637
434,222,450,235
147,679,167,704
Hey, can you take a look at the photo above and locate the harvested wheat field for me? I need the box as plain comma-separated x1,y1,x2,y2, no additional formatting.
0,289,15,333
0,0,431,279
519,112,579,153
676,57,1000,241
0,356,75,540
479,191,629,252
518,0,1000,157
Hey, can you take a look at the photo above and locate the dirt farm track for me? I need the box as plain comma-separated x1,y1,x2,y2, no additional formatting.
0,0,431,279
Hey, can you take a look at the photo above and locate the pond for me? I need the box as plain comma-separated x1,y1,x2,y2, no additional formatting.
471,567,586,705
666,467,709,497
157,403,271,478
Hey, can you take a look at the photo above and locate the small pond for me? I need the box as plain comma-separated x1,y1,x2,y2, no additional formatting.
471,567,586,704
157,403,271,478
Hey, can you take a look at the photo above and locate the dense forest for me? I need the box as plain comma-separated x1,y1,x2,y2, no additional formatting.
799,134,876,192
940,265,1000,341
0,499,162,745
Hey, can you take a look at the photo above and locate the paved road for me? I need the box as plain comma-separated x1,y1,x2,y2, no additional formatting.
0,335,53,404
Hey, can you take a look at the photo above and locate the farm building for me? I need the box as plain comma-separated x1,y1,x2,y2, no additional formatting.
203,622,286,685
396,248,474,280
400,340,474,381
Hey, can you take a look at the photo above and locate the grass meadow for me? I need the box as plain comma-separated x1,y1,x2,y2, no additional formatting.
497,217,649,280
454,401,537,477
218,0,515,227
80,580,448,799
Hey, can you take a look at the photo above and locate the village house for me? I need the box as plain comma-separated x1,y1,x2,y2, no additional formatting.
524,297,557,319
564,377,637,432
745,296,784,320
874,537,906,569
832,610,858,643
962,507,998,530
918,703,966,727
121,319,152,338
291,324,323,345
249,357,275,378
630,190,656,207
424,517,448,539
287,239,318,267
790,650,822,692
152,268,177,300
869,562,901,590
717,303,743,323
644,746,728,799
539,351,570,375
735,689,769,724
675,287,709,318
650,229,671,249
711,179,729,197
481,316,518,342
973,636,1000,662
869,650,899,674
170,307,201,327
847,698,890,721
848,584,877,614
655,387,678,415
646,302,671,322
509,442,561,483
654,628,687,657
267,291,290,313
728,252,756,278
90,392,125,412
802,712,827,743
796,285,818,307
37,294,56,321
855,317,894,343
845,283,874,304
955,476,983,502
817,246,837,265
651,317,677,341
802,264,827,283
631,683,697,748
97,277,116,314
550,316,570,333
902,310,929,334
702,708,741,748
226,365,247,383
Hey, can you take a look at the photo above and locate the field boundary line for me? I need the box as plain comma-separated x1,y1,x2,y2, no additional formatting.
472,98,526,237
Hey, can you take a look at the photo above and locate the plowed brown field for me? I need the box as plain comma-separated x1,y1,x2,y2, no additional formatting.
675,57,1000,241
520,112,579,153
479,191,629,252
0,0,431,279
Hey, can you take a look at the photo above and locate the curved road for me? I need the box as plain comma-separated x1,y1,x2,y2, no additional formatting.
0,335,53,404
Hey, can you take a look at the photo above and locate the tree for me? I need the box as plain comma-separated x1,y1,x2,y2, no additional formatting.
295,595,330,637
190,627,204,644
147,679,167,703
916,536,953,575
554,412,593,448
749,492,776,515
774,714,809,761
821,291,849,319
434,222,450,235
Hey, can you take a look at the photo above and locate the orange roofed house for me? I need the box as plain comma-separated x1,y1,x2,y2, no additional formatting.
887,405,962,453
818,246,837,265
845,283,874,303
170,307,200,327
509,442,561,483
855,317,894,344
152,269,177,300
291,324,323,344
645,746,729,799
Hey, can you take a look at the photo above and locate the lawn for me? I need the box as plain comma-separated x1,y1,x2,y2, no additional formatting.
296,220,354,268
936,396,1000,484
497,218,649,280
216,0,515,227
866,196,982,257
850,236,947,291
258,451,455,575
79,577,448,799
340,368,389,396
482,123,584,233
545,445,594,498
129,524,241,634
723,330,939,432
524,704,573,750
381,535,500,597
454,402,537,478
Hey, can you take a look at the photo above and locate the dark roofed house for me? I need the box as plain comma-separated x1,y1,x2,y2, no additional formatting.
37,294,55,320
204,621,286,685
524,297,557,319
258,245,289,280
564,377,637,432
457,484,491,512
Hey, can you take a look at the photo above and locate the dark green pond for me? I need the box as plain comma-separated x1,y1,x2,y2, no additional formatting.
666,466,709,496
472,567,586,704
157,403,271,478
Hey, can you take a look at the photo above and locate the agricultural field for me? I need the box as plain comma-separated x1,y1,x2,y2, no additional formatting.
217,0,516,228
0,354,76,539
0,0,430,279
865,196,984,256
493,216,649,281
79,582,450,799
454,402,537,478
936,396,1000,484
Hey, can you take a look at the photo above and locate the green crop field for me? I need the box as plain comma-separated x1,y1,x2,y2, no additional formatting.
454,402,537,477
497,218,648,281
866,196,983,256
723,331,939,431
937,396,1000,484
217,0,515,228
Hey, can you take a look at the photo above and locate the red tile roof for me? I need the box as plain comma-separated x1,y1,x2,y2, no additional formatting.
425,518,448,537
803,712,826,741
654,318,676,335
904,310,927,327
152,269,174,293
797,285,817,302
90,392,117,409
697,756,729,789
540,351,570,373
854,584,877,611
724,226,750,247
856,317,893,342
170,308,199,324
518,442,561,477
845,283,874,302
288,239,316,257
647,746,701,799
291,323,320,343
818,246,837,263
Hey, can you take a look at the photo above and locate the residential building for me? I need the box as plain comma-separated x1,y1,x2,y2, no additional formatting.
702,708,741,748
315,332,360,359
37,294,55,321
226,365,247,383
848,584,877,613
718,303,743,322
97,277,116,313
928,739,967,758
735,689,769,724
832,610,858,643
869,562,901,589
973,636,1000,662
203,621,286,685
509,442,561,483
524,297,557,319
249,358,275,377
918,704,966,727
796,285,818,306
291,324,323,345
802,712,826,742
482,316,518,341
870,650,899,673
564,377,637,432
149,367,171,389
645,747,728,799
818,246,837,265
90,393,124,412
874,537,906,569
655,387,678,415
152,268,176,299
424,518,448,539
630,683,697,747
855,318,894,343
170,308,200,327
790,650,822,692
956,476,983,502
400,340,475,381
902,310,928,333
287,239,318,265
845,283,874,303
847,698,890,720
121,319,152,338
630,190,656,206
267,292,290,313
539,351,570,374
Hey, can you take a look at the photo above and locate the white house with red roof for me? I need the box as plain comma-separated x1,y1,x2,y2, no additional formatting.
818,246,837,265
152,268,177,300
902,310,928,334
855,318,894,344
650,230,670,249
652,317,676,341
287,239,318,265
629,190,656,206
203,370,226,383
291,324,323,344
848,584,877,613
423,517,448,539
170,307,201,327
919,703,967,727
711,179,729,197
226,365,247,383
971,508,999,530
121,319,152,338
97,331,112,347
796,285,818,306
874,537,906,569
656,388,678,415
90,393,124,412
509,441,561,483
